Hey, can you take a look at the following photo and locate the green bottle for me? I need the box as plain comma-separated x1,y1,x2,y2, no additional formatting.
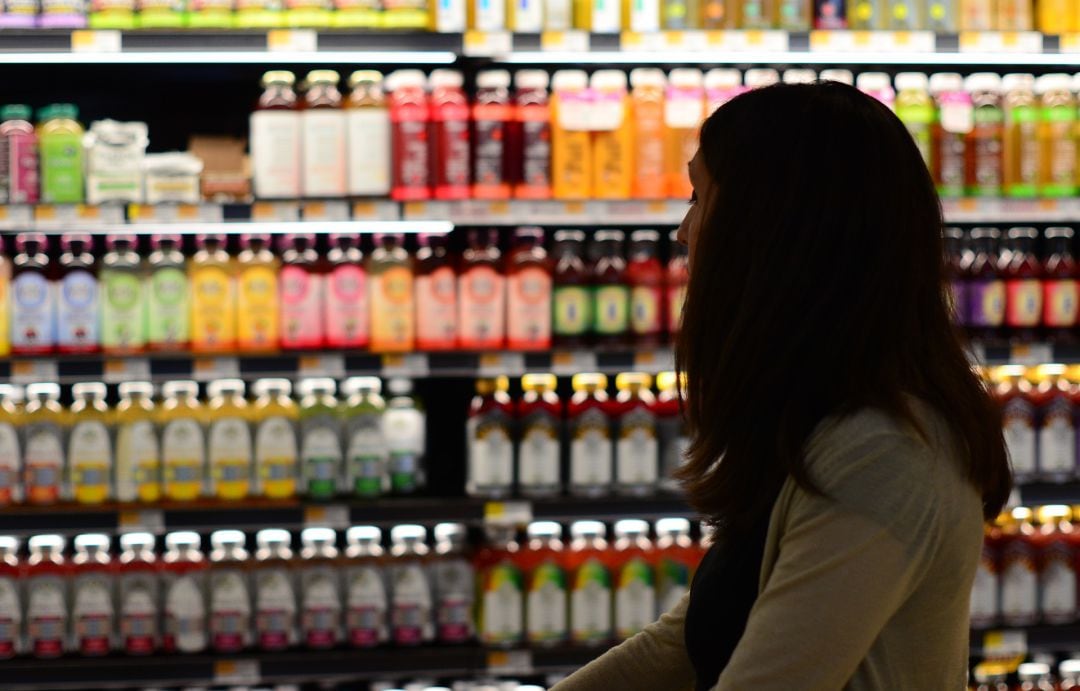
100,234,146,353
299,378,342,500
38,104,85,204
341,376,388,498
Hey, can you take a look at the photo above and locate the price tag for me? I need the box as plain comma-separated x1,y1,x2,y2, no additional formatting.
118,509,165,532
298,354,346,379
560,200,588,218
267,28,317,52
1062,33,1080,52
302,200,349,221
487,649,534,674
959,31,1042,53
103,358,151,383
402,200,452,220
705,29,788,50
659,30,704,50
479,353,526,377
633,349,675,373
541,30,590,51
304,504,349,529
352,200,401,221
551,351,598,376
71,29,122,53
251,201,300,222
11,360,59,385
810,30,932,52
0,205,31,228
620,31,660,51
484,501,533,526
982,630,1027,656
214,659,261,685
381,353,430,378
192,357,241,381
1010,343,1053,367
463,30,512,57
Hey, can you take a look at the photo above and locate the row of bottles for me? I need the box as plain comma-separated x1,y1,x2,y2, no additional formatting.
970,660,1080,690
0,377,426,506
0,228,687,356
0,519,704,657
466,373,686,499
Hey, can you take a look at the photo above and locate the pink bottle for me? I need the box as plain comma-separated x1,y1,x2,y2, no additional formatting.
324,233,369,350
387,70,432,202
279,233,325,351
0,105,39,204
429,69,471,201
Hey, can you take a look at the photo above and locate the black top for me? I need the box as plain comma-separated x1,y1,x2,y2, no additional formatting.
684,517,772,691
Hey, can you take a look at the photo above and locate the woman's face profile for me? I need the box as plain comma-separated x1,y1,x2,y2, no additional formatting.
677,151,711,265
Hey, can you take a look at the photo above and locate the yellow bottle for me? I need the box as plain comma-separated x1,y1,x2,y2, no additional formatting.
552,70,593,200
23,383,65,505
1038,0,1070,32
189,234,237,354
664,68,705,201
1036,73,1078,198
236,234,280,353
68,382,112,505
590,70,633,200
159,380,206,502
207,379,252,500
0,385,21,505
115,382,160,503
252,378,299,499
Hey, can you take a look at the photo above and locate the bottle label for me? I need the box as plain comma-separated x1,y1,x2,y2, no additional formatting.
1041,107,1077,194
389,563,432,645
147,266,189,347
1040,541,1076,622
432,558,474,643
899,105,934,167
971,110,1003,195
164,572,207,653
11,272,55,351
570,408,612,489
481,561,523,645
472,107,508,196
280,266,324,349
519,410,561,491
0,576,20,657
210,570,251,652
458,266,506,349
594,285,630,334
507,267,552,349
664,90,705,129
467,410,514,494
1039,396,1075,478
162,417,205,501
615,556,655,639
347,109,391,196
392,118,430,198
116,420,160,503
325,264,369,348
301,566,342,649
255,416,298,498
1005,278,1042,327
346,565,388,647
969,545,998,627
0,422,20,504
119,571,158,654
301,421,341,499
209,417,253,499
384,408,423,494
27,574,66,657
302,110,347,197
346,413,387,497
255,567,296,650
966,279,1005,327
40,131,84,203
656,556,690,614
6,130,39,204
571,559,612,643
370,267,415,351
1000,543,1037,624
616,406,658,487
553,285,591,336
69,420,112,503
101,270,145,350
1044,279,1078,327
415,266,458,349
58,269,99,349
73,571,114,655
237,265,279,350
630,284,662,336
519,115,551,194
433,114,471,196
527,561,567,643
250,110,301,199
191,266,235,350
24,423,63,504
1003,397,1037,478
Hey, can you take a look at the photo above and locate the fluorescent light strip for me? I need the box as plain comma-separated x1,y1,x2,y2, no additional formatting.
501,49,1080,66
0,50,458,64
14,220,454,235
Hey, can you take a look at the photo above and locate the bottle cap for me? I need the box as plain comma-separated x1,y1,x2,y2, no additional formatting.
261,70,296,87
26,383,61,399
855,72,891,93
346,525,382,543
1017,663,1052,680
60,233,92,251
15,232,47,251
210,529,246,548
571,372,608,391
305,69,340,86
656,371,681,391
782,69,817,85
818,69,853,85
744,68,779,88
552,70,588,92
630,229,660,244
1035,73,1073,95
28,535,65,551
521,373,557,391
553,229,585,243
570,520,606,538
514,226,544,242
72,382,107,399
342,376,382,396
894,72,929,92
390,524,427,542
477,69,511,89
119,381,154,398
1006,226,1038,240
514,69,551,90
106,233,137,250
252,378,292,397
1047,226,1075,239
0,536,20,552
668,68,704,89
151,233,182,249
386,378,414,396
615,372,653,390
347,69,383,88
963,72,1002,93
630,68,666,89
0,104,31,121
119,532,155,550
1061,660,1080,676
256,529,292,547
208,378,246,397
656,517,691,536
165,531,201,549
74,533,111,551
594,229,625,243
526,521,562,538
434,522,466,542
590,69,628,91
704,68,742,90
428,69,464,90
385,69,427,91
614,519,649,537
1001,73,1035,92
298,377,336,396
928,72,963,94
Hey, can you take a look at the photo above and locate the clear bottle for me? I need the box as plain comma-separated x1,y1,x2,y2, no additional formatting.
251,378,299,500
567,521,613,645
343,525,388,648
1002,73,1039,199
298,527,342,649
301,70,347,198
100,234,146,354
25,534,68,658
117,532,158,655
208,529,252,653
71,533,114,656
930,73,969,198
431,522,475,644
250,70,301,199
517,373,563,498
476,524,524,647
1036,73,1078,198
341,376,388,498
68,382,112,505
0,536,20,657
523,521,568,645
206,379,253,500
388,524,433,645
298,378,342,500
159,381,205,502
115,382,160,504
57,233,99,355
0,386,20,506
568,373,614,497
612,519,655,640
614,373,659,495
346,70,391,197
23,383,65,506
236,233,280,352
253,529,296,651
161,531,208,653
467,376,515,498
384,378,426,495
965,73,1004,198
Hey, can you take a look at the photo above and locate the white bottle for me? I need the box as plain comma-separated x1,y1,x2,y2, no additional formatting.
26,534,67,658
301,70,348,198
253,529,297,651
0,536,20,657
162,531,207,653
346,71,392,197
117,532,159,655
383,379,426,495
250,70,302,199
299,527,343,649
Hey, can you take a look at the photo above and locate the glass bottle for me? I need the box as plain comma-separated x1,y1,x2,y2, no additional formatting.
592,230,630,347
25,534,68,658
298,527,343,649
71,533,114,656
324,233,369,350
68,382,112,505
475,524,524,647
301,70,347,199
522,521,568,645
384,378,426,494
279,233,325,351
506,227,552,351
627,230,663,348
567,521,613,645
343,525,388,648
253,528,296,651
368,234,415,352
458,228,506,351
115,381,160,504
0,386,20,506
346,70,391,197
432,522,475,644
1002,227,1042,343
612,519,655,640
517,373,563,498
414,233,458,351
11,233,56,356
56,233,99,354
0,536,20,657
341,376,388,498
614,373,658,495
159,380,205,502
145,235,189,351
1043,227,1078,342
117,532,158,655
236,233,280,352
100,234,145,354
251,378,299,500
250,70,301,199
23,383,65,505
568,374,614,497
206,379,253,500
552,229,592,348
161,531,208,653
208,529,252,653
467,376,515,498
388,524,433,645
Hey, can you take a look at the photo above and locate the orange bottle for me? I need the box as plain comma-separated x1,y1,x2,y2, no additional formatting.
368,234,415,352
590,70,632,200
629,68,667,200
551,70,593,200
664,69,705,200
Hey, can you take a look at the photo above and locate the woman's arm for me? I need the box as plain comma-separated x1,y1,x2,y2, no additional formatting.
550,592,695,691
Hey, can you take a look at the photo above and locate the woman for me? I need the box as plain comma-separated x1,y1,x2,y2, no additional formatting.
553,81,1011,690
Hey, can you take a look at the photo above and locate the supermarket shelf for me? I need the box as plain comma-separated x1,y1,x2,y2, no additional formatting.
971,624,1080,657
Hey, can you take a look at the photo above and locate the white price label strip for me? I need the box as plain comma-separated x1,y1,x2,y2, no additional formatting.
958,31,1043,53
633,349,675,373
193,357,241,381
487,649,534,674
381,353,430,378
251,201,300,222
464,30,512,57
479,353,526,377
10,360,59,385
982,630,1027,657
267,29,317,52
214,659,261,685
118,509,165,532
541,30,590,51
551,351,597,376
299,354,346,379
809,30,933,52
1010,343,1053,367
0,205,32,228
71,29,122,53
302,200,350,221
104,358,151,383
304,504,349,529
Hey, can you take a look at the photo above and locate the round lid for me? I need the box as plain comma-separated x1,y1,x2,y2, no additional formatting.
298,377,336,396
526,521,562,538
1018,662,1051,679
928,72,963,93
29,534,65,551
391,524,426,542
514,226,544,241
0,536,20,552
0,385,22,404
342,376,382,396
165,531,201,549
590,69,628,91
72,382,107,399
630,67,666,89
656,371,681,390
631,229,660,243
553,228,585,242
26,382,61,399
61,232,93,250
305,69,340,85
74,533,110,551
704,68,742,90
818,69,853,85
477,69,511,89
656,517,691,536
963,72,1002,92
42,103,78,121
514,69,550,90
256,529,292,547
521,373,557,391
386,377,413,396
614,519,649,537
385,69,427,91
262,70,295,87
106,233,137,250
207,378,245,397
615,372,653,389
119,381,154,397
855,72,891,92
571,520,606,538
744,68,779,88
595,229,625,243
1035,73,1073,94
552,69,588,92
151,233,181,249
1047,226,1075,238
668,68,704,89
346,525,382,543
428,69,464,89
119,532,155,550
16,232,46,250
1061,659,1080,675
347,69,383,87
969,226,1001,240
0,104,31,121
1006,226,1038,240
240,232,271,246
195,232,225,245
434,522,466,541
782,69,816,85
1001,72,1035,92
571,372,608,391
162,380,199,398
476,376,510,394
210,529,246,547
252,378,292,397
894,72,928,91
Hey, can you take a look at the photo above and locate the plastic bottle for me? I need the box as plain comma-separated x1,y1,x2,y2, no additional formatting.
1000,506,1039,626
592,230,630,347
965,73,1004,198
279,233,324,350
0,536,18,657
994,367,1037,482
577,0,620,30
655,371,688,491
208,529,252,653
667,230,688,338
965,228,1006,342
782,69,816,85
387,70,432,201
1036,73,1078,198
114,382,160,504
71,533,114,656
251,378,299,499
551,70,593,200
512,70,552,200
25,534,68,658
236,233,280,352
778,0,810,28
926,0,955,29
626,230,663,347
414,233,458,351
0,386,21,506
117,532,158,655
895,73,933,170
98,234,144,354
159,380,205,502
1033,367,1076,482
996,0,1031,29
654,517,696,613
614,376,659,495
473,70,513,200
342,377,388,498
301,70,347,198
815,0,846,26
705,69,745,114
1002,73,1039,199
1043,227,1078,342
855,72,895,109
37,104,84,204
0,104,39,204
431,522,475,644
207,379,253,500
476,524,524,647
324,233,369,350
384,378,425,494
56,234,98,354
369,234,415,352
161,531,208,653
847,0,884,27
517,373,562,498
344,525,388,647
189,234,236,354
930,73,970,199
388,524,433,645
429,69,471,201
467,376,515,498
552,229,592,348
664,69,705,200
23,383,65,505
612,519,655,640
458,228,506,351
522,521,568,645
297,527,342,649
11,233,55,356
144,235,188,351
68,382,112,505
590,70,633,200
631,0,660,30
567,521,613,645
886,0,920,28
252,529,296,651
569,373,614,496
505,227,552,351
739,0,774,26
1003,227,1042,343
250,70,301,199
298,378,342,499
627,69,667,200
346,70,391,197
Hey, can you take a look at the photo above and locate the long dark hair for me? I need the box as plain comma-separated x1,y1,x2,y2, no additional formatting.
675,82,1011,535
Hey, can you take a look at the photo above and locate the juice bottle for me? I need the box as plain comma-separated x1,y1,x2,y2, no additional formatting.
253,529,297,651
578,0,621,30
944,227,967,325
567,520,613,645
705,69,746,114
25,534,68,658
592,230,630,347
630,0,661,30
522,521,568,645
11,233,56,356
476,524,525,647
627,230,663,347
57,234,99,354
0,104,39,205
431,522,475,644
342,376,388,498
458,228,506,351
161,531,208,653
114,382,160,504
654,517,696,612
552,229,592,348
993,366,1037,482
847,0,883,27
206,379,253,500
384,378,426,495
346,71,391,197
738,0,774,26
815,0,846,26
960,0,993,34
614,372,659,495
429,69,471,201
970,514,1003,629
208,529,252,653
117,532,158,655
518,373,562,498
655,371,688,491
343,525,389,647
0,247,8,359
298,378,343,499
568,373,614,496
369,234,415,352
159,381,205,502
251,378,299,499
996,0,1031,29
506,227,552,351
100,234,145,354
71,533,114,656
856,72,895,109
1018,663,1057,691
590,70,633,200
667,229,688,339
298,527,342,649
1002,73,1039,199
324,234,369,350
414,233,458,351
1063,660,1080,690
467,376,515,498
1002,226,1042,343
387,70,431,201
0,536,18,658
469,0,506,28
473,70,513,200
700,0,734,25
251,70,301,199
664,69,705,200
1043,226,1078,342
387,524,433,645
301,70,347,198
999,507,1038,626
37,104,84,204
189,234,236,353
236,233,280,352
612,519,655,640
68,382,112,505
551,70,593,200
1036,73,1078,198
895,73,933,171
1038,0,1070,32
778,0,810,28
0,385,21,506
929,72,969,198
1033,366,1076,482
23,383,65,506
145,235,189,351
965,73,1004,198
926,0,955,29
965,227,1006,343
628,69,667,200
512,70,552,200
279,233,324,351
1036,508,1078,622
508,0,543,28
885,0,920,28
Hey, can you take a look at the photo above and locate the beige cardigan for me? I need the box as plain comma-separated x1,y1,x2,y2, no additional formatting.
552,403,984,691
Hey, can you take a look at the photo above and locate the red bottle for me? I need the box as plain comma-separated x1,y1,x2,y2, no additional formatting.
0,536,18,658
1003,226,1043,343
654,518,698,614
612,519,655,640
592,230,630,348
279,233,325,350
161,531,209,653
387,69,431,201
25,534,69,658
429,69,471,201
458,229,506,351
1043,226,1078,342
71,533,114,656
324,234,369,350
466,376,515,499
11,233,55,356
117,532,159,655
520,521,568,645
511,70,552,201
473,70,513,200
666,229,688,340
965,227,1006,343
415,233,458,351
506,227,552,351
627,230,664,348
57,233,99,355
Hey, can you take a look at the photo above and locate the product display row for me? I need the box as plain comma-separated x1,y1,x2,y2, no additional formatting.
970,661,1079,690
990,365,1080,484
0,228,687,356
0,518,704,658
